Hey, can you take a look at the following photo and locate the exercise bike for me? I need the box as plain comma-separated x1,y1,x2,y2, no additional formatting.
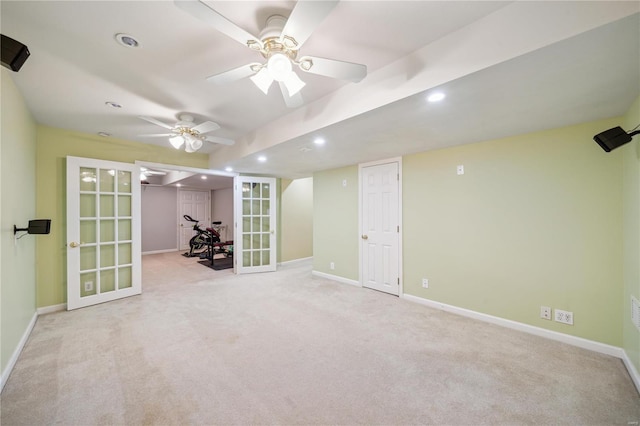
182,215,221,258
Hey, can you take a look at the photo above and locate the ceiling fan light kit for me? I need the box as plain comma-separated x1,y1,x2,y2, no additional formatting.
169,135,185,149
174,0,367,107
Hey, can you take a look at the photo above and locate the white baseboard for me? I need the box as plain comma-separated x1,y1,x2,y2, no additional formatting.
278,256,312,266
402,294,624,358
311,270,360,287
622,350,640,394
142,249,179,255
403,293,640,395
1,311,37,393
37,303,66,315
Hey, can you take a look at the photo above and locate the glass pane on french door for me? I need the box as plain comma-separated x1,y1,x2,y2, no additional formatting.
67,157,141,310
235,176,276,273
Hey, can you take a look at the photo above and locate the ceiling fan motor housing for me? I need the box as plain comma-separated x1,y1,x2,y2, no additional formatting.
259,15,287,40
256,15,298,62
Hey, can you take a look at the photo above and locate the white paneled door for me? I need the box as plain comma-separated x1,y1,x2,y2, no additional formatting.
234,176,277,273
178,189,210,251
66,156,141,310
361,161,400,295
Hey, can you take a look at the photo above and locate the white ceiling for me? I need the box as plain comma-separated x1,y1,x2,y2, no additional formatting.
2,1,639,179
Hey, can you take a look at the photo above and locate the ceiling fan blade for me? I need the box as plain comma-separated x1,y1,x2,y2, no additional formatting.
281,0,338,49
207,62,261,85
298,56,367,83
191,121,220,134
139,116,175,130
204,136,235,146
139,133,174,137
279,82,304,109
174,1,262,48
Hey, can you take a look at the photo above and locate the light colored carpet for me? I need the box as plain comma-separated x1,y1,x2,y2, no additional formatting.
1,252,639,425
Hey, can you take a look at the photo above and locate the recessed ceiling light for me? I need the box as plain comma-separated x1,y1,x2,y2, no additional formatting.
258,156,267,162
176,183,182,187
427,92,446,103
314,137,325,145
97,132,111,137
225,167,233,172
201,175,207,180
105,101,122,109
115,33,140,48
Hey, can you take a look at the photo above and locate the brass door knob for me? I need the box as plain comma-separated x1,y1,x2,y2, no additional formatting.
69,241,80,248
361,235,368,240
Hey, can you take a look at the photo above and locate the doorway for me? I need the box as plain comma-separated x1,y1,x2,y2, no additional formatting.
359,158,402,296
136,161,236,255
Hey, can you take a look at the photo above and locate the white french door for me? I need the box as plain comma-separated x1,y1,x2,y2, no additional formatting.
178,189,210,250
234,176,277,273
360,160,400,295
66,156,141,310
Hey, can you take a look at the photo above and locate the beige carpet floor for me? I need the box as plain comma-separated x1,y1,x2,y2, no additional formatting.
1,252,639,425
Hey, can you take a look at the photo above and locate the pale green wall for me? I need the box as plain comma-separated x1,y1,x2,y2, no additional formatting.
622,96,640,370
36,126,208,308
1,69,37,374
313,118,626,346
313,166,358,280
280,177,313,263
404,118,623,346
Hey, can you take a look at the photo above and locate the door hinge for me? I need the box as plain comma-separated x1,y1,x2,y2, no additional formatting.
397,173,399,181
397,277,399,285
397,225,399,232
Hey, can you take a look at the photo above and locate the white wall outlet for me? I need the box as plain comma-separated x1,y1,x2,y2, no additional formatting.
540,306,551,320
457,165,464,175
554,309,574,325
330,262,335,270
84,281,93,292
422,278,429,288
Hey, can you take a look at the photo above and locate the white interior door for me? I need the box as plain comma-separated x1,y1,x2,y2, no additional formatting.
66,156,141,310
178,189,210,250
361,161,400,295
234,176,277,273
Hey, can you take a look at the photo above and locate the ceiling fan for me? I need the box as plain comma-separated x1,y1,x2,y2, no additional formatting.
174,0,367,108
139,114,235,153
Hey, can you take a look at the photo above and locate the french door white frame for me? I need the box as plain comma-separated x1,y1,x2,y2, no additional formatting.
234,176,277,274
358,157,403,296
66,156,142,310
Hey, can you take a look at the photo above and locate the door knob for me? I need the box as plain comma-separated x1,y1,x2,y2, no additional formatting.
361,235,368,240
69,241,80,248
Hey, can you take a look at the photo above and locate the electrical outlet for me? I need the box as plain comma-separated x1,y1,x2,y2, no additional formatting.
330,262,335,270
554,309,574,325
422,278,429,288
540,306,551,320
84,281,93,292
